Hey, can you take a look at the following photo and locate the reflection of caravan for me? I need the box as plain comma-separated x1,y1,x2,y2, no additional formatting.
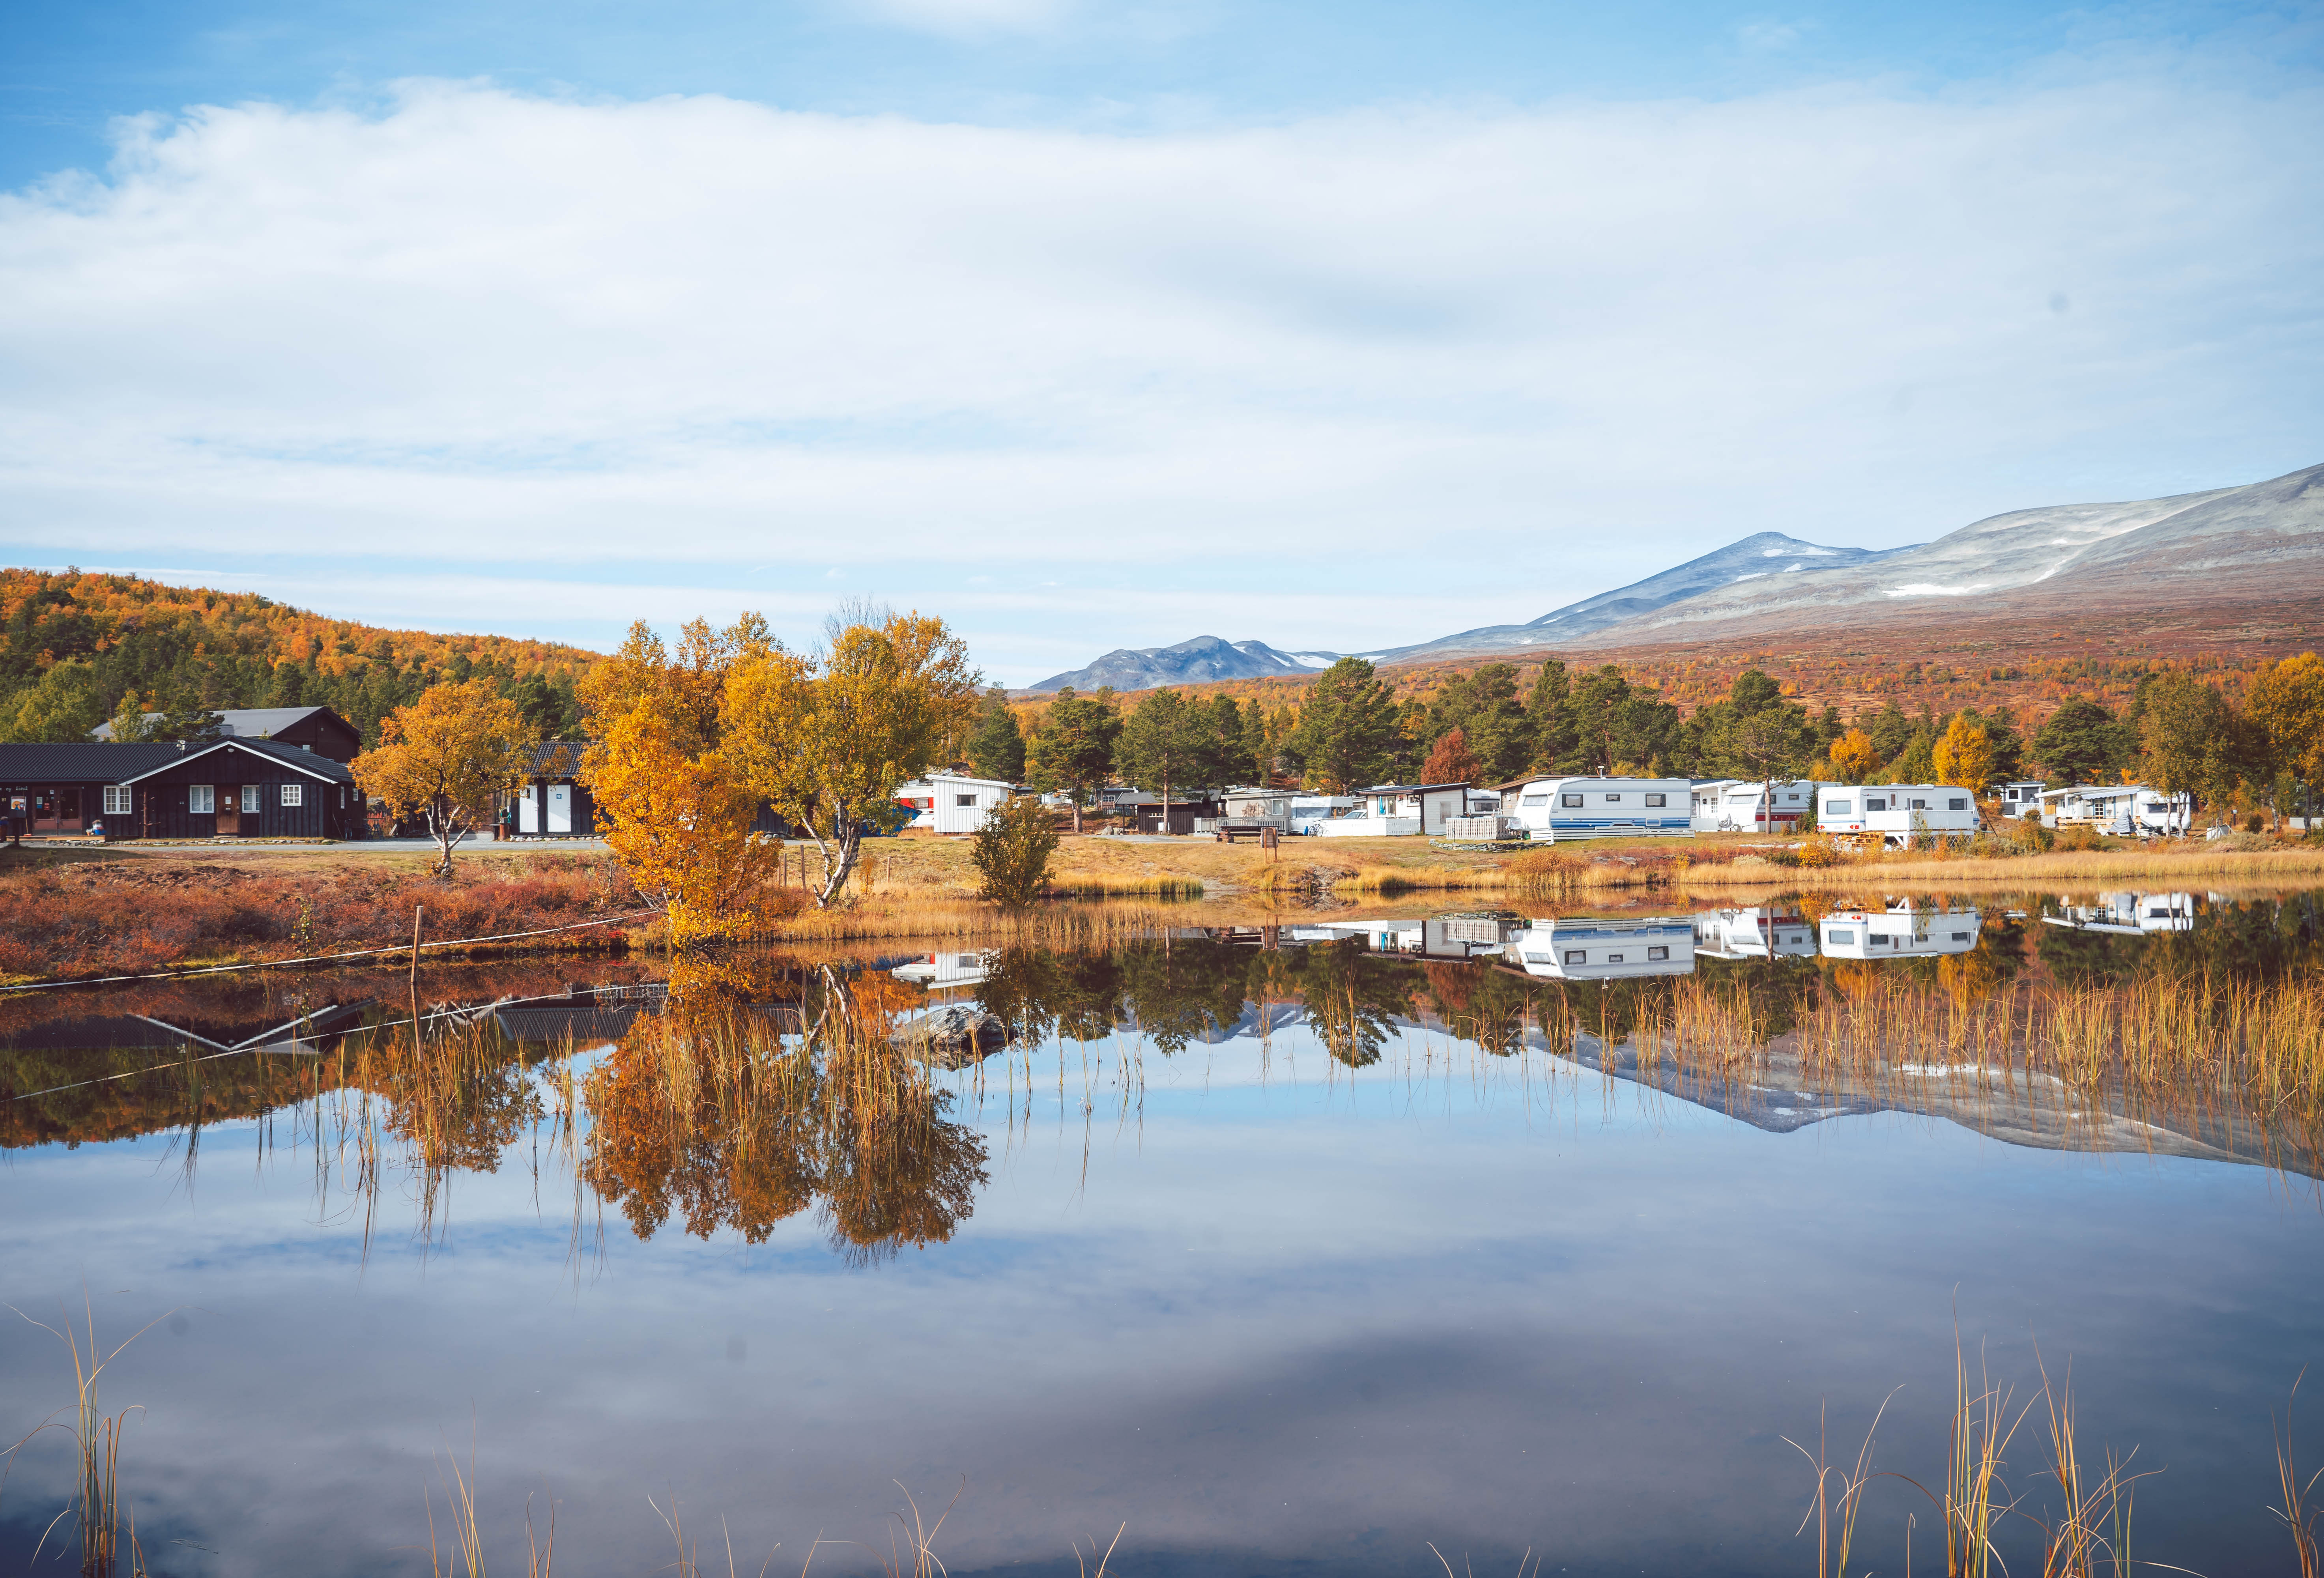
2038,785,2191,838
1688,780,1823,833
2041,892,2195,935
1503,778,1693,843
1504,917,1694,980
1819,904,1982,959
1692,908,1819,960
892,950,995,988
1815,785,1980,848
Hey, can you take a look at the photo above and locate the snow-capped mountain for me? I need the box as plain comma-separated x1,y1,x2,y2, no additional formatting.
1030,636,1342,692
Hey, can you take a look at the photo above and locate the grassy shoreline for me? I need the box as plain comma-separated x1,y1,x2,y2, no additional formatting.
4,830,2322,981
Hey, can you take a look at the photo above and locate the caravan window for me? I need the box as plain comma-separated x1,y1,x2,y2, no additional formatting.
1561,794,1583,808
1647,946,1669,961
1827,928,1854,943
1521,793,1548,806
1909,798,1928,810
1865,797,1886,812
1563,950,1585,965
1604,793,1621,802
1645,793,1666,807
1826,799,1853,815
1948,798,1967,811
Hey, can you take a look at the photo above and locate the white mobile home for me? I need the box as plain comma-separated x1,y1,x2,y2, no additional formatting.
1688,779,1824,833
1818,904,1982,960
890,949,996,988
1692,907,1820,960
1815,785,1980,848
1504,917,1695,980
1288,795,1361,834
2039,784,2191,838
2040,892,2195,935
895,772,1017,834
1995,781,2046,819
1503,778,1692,843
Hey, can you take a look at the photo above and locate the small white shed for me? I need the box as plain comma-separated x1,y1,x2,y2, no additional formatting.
896,773,1018,835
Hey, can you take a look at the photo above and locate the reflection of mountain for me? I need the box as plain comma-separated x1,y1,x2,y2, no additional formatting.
1554,1030,2322,1180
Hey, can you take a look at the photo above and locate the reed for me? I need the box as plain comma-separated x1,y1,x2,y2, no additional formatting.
3,1295,171,1578
2274,1372,2323,1578
1784,1393,1892,1578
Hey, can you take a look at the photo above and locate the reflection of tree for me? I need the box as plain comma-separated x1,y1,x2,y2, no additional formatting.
976,946,1126,1048
1420,961,1538,1057
1120,940,1250,1054
1295,939,1411,1068
583,970,989,1259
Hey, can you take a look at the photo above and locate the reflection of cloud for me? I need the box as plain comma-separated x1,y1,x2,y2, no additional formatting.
0,1021,2311,1574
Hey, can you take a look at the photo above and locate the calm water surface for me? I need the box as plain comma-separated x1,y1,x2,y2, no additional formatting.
4,891,2323,1576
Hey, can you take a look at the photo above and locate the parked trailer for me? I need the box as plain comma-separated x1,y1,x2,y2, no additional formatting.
1287,795,1360,835
2039,784,2191,838
1814,784,1980,849
2041,892,2195,935
1692,907,1819,960
1502,777,1693,843
1818,904,1982,959
1688,779,1825,834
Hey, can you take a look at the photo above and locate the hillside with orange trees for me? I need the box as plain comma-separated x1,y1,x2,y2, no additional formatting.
1,568,600,747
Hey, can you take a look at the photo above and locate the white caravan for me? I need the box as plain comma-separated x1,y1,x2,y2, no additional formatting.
2040,892,2196,935
1995,781,2047,819
891,949,995,988
1689,779,1825,833
1504,917,1695,980
1692,907,1820,960
1288,795,1361,834
1503,777,1693,843
2039,784,2192,838
1815,785,1980,848
1818,903,1983,960
897,772,1018,834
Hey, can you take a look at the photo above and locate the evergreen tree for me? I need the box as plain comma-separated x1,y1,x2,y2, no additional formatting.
2030,698,2136,784
1289,659,1403,792
1026,686,1122,832
1527,660,1578,772
965,687,1027,782
1117,688,1203,817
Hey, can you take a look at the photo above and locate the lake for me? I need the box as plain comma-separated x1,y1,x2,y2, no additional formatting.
4,890,2322,1576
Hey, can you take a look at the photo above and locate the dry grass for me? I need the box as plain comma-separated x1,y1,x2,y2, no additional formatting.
1675,841,2324,890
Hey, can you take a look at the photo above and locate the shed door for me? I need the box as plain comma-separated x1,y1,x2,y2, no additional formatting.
519,786,540,833
548,784,572,833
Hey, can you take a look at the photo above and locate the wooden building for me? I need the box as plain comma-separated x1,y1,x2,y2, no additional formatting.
0,739,362,840
93,705,364,763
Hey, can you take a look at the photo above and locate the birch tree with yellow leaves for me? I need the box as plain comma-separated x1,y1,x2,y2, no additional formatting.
724,611,979,908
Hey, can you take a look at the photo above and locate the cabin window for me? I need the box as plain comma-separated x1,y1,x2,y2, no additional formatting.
1563,950,1585,965
103,786,131,815
1827,799,1852,815
1948,797,1967,811
241,785,261,812
1864,797,1886,812
955,794,977,807
189,785,214,814
1828,929,1853,943
1648,946,1669,961
1645,793,1666,807
282,784,303,807
1561,794,1583,808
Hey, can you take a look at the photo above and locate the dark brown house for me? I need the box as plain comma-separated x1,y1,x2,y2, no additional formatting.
93,705,364,763
0,739,362,840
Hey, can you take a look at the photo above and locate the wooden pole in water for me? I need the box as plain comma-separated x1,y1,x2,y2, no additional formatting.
409,904,424,1053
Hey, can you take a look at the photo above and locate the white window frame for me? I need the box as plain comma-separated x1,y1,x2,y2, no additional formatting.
1563,950,1585,965
282,784,303,807
955,794,977,807
103,785,132,815
1603,792,1621,802
1645,793,1666,807
240,785,261,813
1648,946,1670,961
1827,799,1853,815
189,785,214,814
1560,793,1583,808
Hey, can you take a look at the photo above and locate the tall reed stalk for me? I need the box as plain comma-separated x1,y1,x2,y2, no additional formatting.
4,1296,172,1578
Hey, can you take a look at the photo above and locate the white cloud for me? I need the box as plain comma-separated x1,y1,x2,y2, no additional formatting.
0,65,2318,679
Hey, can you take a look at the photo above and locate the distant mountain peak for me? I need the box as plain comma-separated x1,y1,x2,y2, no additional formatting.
1030,635,1341,692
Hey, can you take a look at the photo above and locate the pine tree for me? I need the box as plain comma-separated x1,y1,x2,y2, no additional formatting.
1289,659,1403,793
965,687,1027,782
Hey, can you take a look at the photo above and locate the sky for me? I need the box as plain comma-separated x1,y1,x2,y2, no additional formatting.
2,2,2320,684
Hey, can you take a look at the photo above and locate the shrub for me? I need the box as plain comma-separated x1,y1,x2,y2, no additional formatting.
2054,825,2103,853
969,796,1061,910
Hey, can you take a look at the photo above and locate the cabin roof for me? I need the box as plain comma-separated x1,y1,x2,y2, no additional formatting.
0,737,348,785
92,704,357,742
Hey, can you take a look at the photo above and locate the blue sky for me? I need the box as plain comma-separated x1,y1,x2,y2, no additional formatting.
2,1,2320,682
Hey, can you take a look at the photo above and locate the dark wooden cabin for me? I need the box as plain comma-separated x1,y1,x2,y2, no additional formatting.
93,705,364,763
0,739,362,840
